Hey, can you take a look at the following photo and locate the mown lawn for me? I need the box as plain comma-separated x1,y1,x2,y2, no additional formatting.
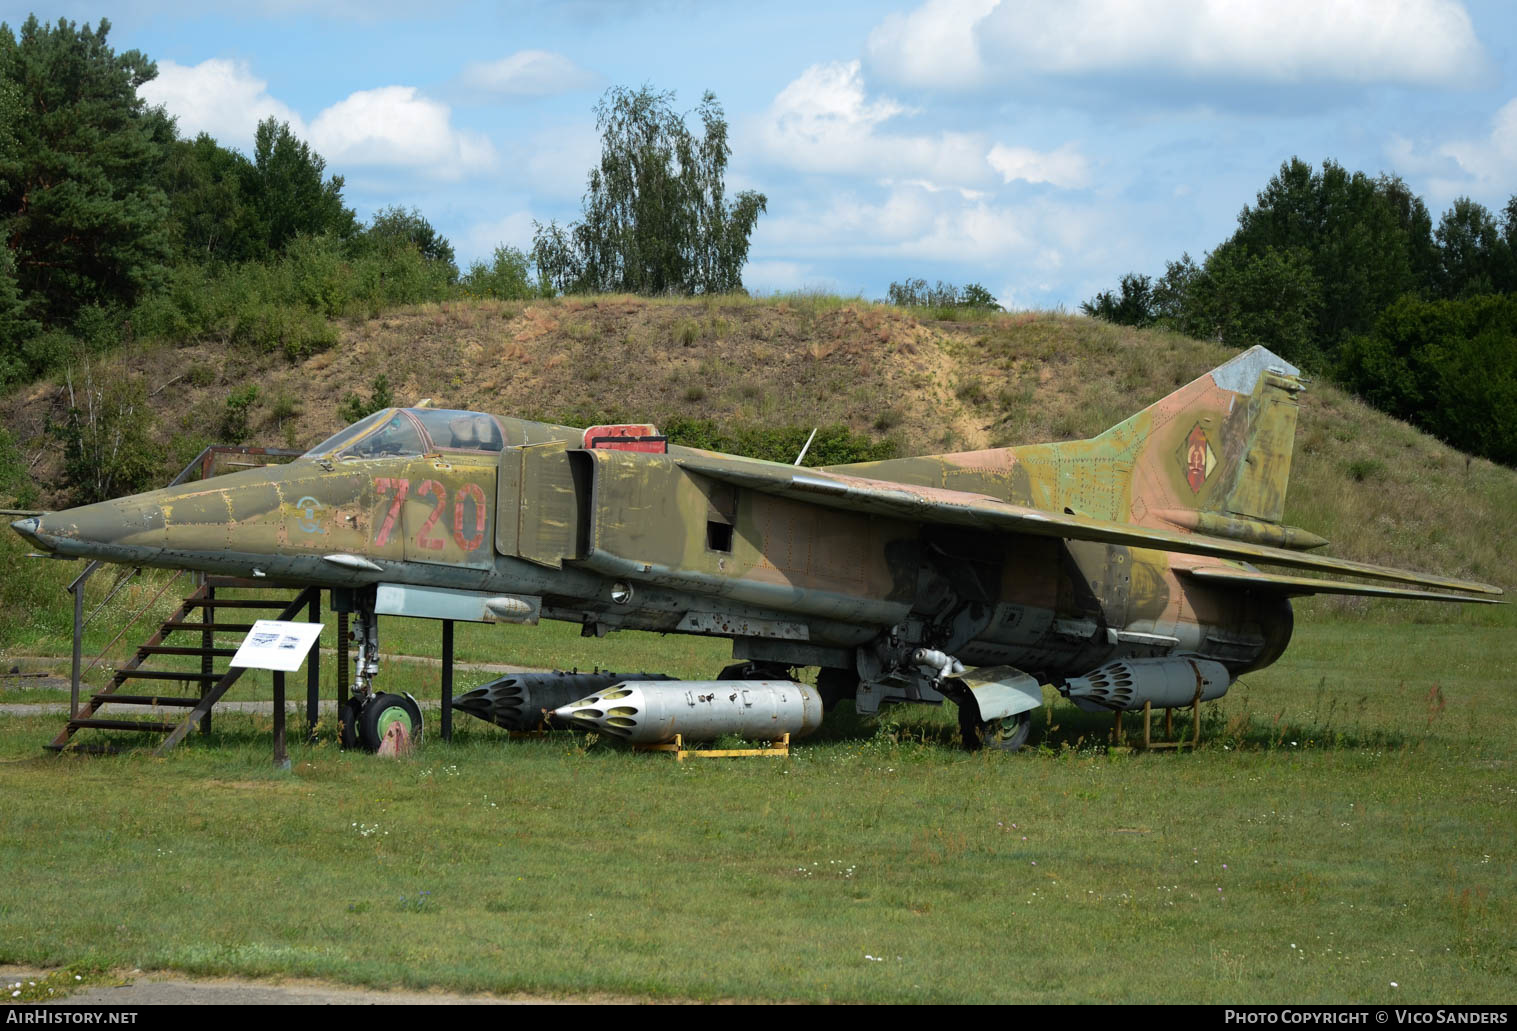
0,618,1510,1004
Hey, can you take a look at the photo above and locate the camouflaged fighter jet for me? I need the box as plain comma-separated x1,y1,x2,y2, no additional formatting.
10,345,1503,750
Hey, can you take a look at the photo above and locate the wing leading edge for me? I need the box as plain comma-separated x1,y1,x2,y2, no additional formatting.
674,454,1503,601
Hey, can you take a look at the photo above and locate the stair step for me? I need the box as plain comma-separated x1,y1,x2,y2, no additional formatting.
206,576,296,589
160,621,256,632
49,580,316,754
187,599,299,609
68,718,179,733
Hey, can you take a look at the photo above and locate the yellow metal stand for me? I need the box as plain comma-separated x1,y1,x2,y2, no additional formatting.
638,732,791,762
1112,684,1204,751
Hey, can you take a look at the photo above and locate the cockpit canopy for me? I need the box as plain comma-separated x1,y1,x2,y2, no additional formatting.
302,408,505,461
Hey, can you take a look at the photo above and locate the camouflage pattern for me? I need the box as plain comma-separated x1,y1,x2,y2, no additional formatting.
11,348,1502,728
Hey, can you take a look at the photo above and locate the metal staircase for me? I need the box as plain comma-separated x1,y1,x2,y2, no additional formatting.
48,577,319,754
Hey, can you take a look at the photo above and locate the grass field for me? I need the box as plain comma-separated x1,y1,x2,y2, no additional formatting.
0,617,1511,1004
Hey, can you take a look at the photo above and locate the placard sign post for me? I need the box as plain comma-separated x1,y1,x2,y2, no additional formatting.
230,620,325,769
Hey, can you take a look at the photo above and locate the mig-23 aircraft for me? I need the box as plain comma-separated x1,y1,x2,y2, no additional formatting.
11,345,1502,751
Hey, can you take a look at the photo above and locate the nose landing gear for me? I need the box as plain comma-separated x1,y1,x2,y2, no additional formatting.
336,594,424,753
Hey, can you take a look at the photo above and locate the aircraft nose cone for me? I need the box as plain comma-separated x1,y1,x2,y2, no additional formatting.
10,516,49,551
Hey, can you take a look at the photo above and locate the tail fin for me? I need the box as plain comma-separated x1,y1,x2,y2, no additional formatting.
1084,345,1324,548
828,344,1322,549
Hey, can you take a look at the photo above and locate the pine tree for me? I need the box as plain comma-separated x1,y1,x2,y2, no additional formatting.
0,16,174,327
243,118,356,255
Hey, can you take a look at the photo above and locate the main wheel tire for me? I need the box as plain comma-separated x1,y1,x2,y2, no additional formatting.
359,692,423,752
978,711,1032,753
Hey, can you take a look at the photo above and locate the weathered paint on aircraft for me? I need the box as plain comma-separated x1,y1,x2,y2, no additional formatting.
12,347,1502,749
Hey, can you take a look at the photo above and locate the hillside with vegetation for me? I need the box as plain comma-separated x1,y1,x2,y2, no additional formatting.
0,295,1510,622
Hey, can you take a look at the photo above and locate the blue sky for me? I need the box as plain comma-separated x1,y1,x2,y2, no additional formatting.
6,0,1515,308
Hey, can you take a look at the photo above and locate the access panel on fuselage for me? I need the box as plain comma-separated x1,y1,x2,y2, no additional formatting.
494,442,585,569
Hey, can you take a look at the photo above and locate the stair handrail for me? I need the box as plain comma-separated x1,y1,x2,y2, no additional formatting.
66,444,305,716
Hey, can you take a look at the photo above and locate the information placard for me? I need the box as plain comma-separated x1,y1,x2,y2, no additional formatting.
229,620,325,672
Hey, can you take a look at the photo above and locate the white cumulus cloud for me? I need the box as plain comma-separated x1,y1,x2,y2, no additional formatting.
868,0,1486,89
1391,97,1517,201
740,260,837,294
755,61,985,187
308,86,496,179
457,212,539,266
1438,98,1517,192
865,0,1000,90
987,143,1090,188
756,61,1089,195
140,59,497,181
762,182,1033,262
138,58,305,148
460,50,596,96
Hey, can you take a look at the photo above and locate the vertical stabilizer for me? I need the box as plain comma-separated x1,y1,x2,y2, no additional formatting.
1097,345,1320,548
826,345,1322,549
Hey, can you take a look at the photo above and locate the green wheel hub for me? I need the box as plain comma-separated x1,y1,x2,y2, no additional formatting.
359,692,423,752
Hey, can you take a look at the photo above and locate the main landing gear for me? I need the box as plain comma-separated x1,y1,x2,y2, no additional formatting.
961,709,1032,753
946,677,1031,753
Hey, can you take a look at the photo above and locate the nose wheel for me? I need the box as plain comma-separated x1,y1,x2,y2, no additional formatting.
340,694,424,752
358,692,423,752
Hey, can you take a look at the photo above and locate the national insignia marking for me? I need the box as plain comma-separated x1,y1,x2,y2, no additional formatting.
1180,424,1215,493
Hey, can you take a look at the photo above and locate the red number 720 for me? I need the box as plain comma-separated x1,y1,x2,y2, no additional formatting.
372,477,410,547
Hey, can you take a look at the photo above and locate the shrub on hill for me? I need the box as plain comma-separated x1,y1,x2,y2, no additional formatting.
1339,292,1517,465
660,417,898,466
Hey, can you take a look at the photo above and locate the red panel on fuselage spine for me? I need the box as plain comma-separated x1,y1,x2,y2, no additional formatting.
583,424,667,454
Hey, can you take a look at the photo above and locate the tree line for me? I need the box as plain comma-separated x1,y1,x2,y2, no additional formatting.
0,15,775,503
0,15,770,392
0,16,475,383
1082,158,1517,465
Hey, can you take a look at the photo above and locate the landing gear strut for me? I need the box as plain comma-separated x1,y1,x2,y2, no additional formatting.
337,594,423,753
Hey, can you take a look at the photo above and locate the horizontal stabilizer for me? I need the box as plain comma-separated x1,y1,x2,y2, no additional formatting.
675,454,1503,600
1179,566,1503,604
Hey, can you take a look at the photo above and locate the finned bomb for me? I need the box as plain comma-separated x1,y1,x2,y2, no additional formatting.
452,671,674,732
553,680,824,744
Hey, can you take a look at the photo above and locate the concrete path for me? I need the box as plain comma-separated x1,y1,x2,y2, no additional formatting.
2,966,645,1005
0,651,550,717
